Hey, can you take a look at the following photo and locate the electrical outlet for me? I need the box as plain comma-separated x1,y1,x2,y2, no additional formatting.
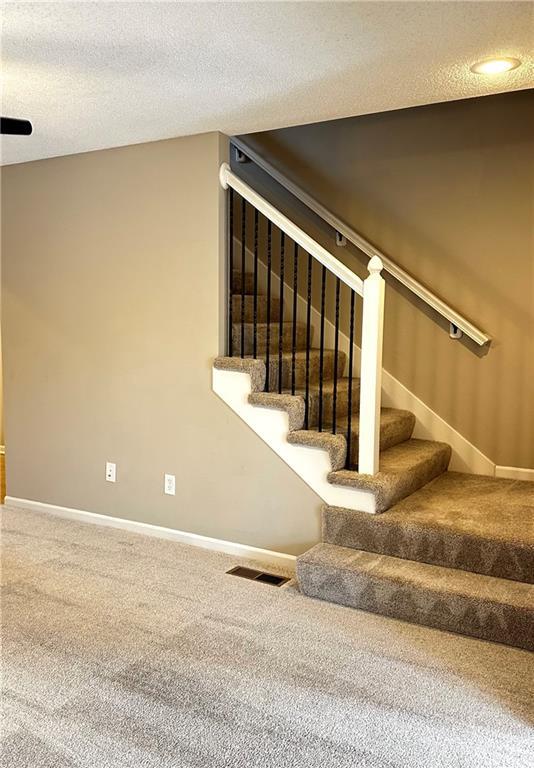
106,462,116,483
164,473,176,496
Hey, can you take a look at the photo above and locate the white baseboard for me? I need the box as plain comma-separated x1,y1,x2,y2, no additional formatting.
494,466,534,482
3,496,297,570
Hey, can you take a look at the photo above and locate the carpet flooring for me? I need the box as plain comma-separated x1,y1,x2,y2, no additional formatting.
1,506,533,768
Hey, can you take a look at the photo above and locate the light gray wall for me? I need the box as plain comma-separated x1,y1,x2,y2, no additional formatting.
1,132,321,554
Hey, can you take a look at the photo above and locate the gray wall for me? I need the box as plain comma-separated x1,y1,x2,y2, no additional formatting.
241,91,534,468
1,132,321,554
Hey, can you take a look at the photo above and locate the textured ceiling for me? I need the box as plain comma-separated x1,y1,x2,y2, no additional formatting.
1,1,533,166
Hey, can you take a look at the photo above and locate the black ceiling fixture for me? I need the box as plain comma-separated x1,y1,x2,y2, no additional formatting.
1,117,33,135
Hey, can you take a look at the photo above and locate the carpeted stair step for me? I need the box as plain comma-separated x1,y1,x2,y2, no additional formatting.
232,321,309,355
231,270,256,294
297,542,534,651
288,378,360,428
259,349,347,391
249,377,363,431
248,391,305,431
323,472,534,583
287,409,415,471
287,430,347,470
325,408,416,461
328,439,451,513
232,295,281,323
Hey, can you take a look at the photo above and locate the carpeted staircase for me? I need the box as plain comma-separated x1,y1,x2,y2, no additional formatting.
215,271,534,651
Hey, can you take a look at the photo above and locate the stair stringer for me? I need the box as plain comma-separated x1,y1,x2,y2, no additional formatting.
212,365,377,513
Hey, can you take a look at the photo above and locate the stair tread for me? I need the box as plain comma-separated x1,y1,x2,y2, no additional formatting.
287,430,346,470
232,320,307,329
323,472,534,583
299,543,534,608
328,439,451,513
231,271,256,293
245,348,346,374
290,408,415,460
329,438,449,477
381,471,534,544
232,294,277,303
297,543,534,650
288,376,358,394
325,408,415,454
324,407,414,432
245,348,339,361
232,295,280,323
232,320,309,355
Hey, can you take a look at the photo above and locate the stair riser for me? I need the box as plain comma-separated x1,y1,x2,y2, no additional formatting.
297,560,534,651
322,507,534,584
231,271,256,294
305,388,358,428
232,295,281,323
265,351,347,391
346,413,416,465
232,323,308,356
301,411,415,461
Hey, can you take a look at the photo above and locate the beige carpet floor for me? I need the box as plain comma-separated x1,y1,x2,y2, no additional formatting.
1,505,533,767
0,455,5,505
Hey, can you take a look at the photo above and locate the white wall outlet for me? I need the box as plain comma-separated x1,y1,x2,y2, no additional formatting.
164,473,176,496
106,462,116,483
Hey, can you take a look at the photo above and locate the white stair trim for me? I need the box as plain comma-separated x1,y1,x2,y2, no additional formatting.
213,367,377,513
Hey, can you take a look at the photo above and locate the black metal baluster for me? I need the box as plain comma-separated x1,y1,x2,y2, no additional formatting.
278,232,285,393
318,265,326,432
346,290,355,468
265,220,272,391
240,197,246,358
304,254,312,428
332,278,340,434
228,188,234,356
291,243,298,395
253,209,259,359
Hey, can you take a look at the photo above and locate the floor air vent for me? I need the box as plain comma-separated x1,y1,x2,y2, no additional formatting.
226,566,289,587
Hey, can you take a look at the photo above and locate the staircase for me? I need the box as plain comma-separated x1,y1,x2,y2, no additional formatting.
214,161,534,652
300,473,534,652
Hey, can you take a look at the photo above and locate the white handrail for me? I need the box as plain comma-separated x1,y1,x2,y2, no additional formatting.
231,136,490,347
219,163,364,297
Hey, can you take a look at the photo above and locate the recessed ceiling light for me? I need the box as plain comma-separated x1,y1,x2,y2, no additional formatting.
470,57,521,75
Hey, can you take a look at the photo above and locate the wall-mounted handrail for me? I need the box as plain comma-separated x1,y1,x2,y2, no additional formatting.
231,136,491,347
220,163,364,297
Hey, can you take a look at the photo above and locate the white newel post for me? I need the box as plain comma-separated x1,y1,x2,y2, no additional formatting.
358,256,385,475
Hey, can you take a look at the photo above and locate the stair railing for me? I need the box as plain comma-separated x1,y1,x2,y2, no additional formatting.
220,162,384,475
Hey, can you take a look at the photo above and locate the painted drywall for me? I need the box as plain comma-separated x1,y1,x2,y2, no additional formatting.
240,91,534,468
1,133,321,554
